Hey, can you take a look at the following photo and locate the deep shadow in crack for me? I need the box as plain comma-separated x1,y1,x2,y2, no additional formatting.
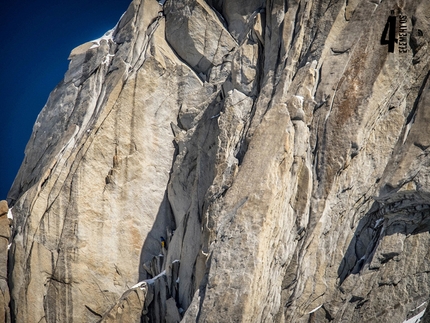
138,191,176,281
135,90,225,321
137,95,221,281
338,199,430,285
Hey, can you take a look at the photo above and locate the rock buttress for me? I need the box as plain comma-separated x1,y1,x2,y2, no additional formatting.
7,0,430,322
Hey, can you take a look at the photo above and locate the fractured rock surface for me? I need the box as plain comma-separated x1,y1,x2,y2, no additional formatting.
6,0,430,322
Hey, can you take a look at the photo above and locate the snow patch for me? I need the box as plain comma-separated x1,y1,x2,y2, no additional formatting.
89,10,124,49
414,302,427,311
146,270,166,284
7,208,13,220
374,217,384,228
295,95,304,105
403,121,413,144
90,28,115,49
308,304,323,314
131,281,147,289
403,309,426,323
87,8,127,52
102,54,115,65
132,270,167,290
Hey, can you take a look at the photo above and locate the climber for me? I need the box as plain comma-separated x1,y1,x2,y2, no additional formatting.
160,236,166,249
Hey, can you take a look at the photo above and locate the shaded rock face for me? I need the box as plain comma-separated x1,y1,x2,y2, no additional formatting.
0,201,11,323
7,0,430,322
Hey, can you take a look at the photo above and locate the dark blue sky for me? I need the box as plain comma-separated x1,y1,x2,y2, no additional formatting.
0,0,132,200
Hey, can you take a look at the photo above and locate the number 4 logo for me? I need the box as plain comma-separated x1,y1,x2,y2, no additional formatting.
381,10,398,53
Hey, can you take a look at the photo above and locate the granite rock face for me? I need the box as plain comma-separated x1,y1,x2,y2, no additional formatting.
6,0,430,322
0,201,11,323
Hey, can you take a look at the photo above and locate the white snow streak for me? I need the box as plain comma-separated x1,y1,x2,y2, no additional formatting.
146,270,166,284
403,309,426,323
102,54,115,65
131,281,147,289
308,304,323,314
131,270,167,290
414,302,427,311
90,29,115,49
7,208,13,220
374,217,384,228
88,10,125,49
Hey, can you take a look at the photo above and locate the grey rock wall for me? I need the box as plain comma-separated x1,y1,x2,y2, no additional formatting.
6,0,430,322
0,201,11,323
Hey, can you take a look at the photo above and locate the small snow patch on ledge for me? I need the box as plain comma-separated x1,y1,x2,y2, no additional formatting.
131,281,147,290
308,304,323,314
403,309,426,323
7,208,13,220
89,11,125,49
132,270,167,290
90,29,115,49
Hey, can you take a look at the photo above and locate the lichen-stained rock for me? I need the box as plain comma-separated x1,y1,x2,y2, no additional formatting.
8,0,430,322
